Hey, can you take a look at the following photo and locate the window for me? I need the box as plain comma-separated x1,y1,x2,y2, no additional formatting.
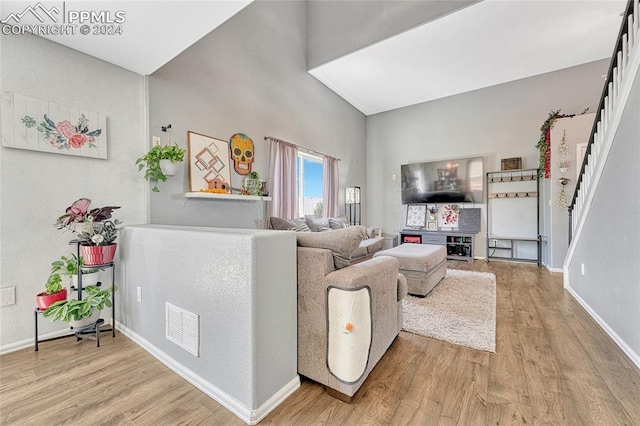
297,151,324,217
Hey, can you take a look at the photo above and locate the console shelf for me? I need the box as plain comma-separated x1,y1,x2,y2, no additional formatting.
399,230,474,263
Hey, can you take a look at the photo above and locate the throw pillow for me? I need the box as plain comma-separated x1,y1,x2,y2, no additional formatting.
328,215,349,230
270,216,296,230
305,216,330,232
270,217,310,231
296,225,367,269
290,223,312,232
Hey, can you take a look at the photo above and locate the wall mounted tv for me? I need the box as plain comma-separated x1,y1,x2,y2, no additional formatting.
401,157,484,204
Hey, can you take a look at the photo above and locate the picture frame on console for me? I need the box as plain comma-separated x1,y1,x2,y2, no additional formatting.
406,205,427,229
426,221,438,231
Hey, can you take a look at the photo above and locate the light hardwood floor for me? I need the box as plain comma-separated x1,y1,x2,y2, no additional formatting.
1,261,639,425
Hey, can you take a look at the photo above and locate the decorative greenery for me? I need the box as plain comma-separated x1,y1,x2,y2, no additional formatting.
51,254,100,276
536,110,562,178
243,171,262,195
536,108,589,178
76,219,121,246
43,285,114,322
54,198,122,246
136,144,186,192
55,198,120,230
44,273,63,295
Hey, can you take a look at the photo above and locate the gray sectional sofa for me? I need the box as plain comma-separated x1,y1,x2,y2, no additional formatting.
269,215,385,263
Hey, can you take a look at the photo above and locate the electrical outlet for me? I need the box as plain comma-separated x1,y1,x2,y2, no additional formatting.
152,136,161,145
0,287,16,306
137,286,142,302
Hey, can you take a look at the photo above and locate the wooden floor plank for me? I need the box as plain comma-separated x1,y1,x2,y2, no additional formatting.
2,261,639,425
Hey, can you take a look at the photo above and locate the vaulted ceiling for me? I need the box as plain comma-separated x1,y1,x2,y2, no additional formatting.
1,0,626,115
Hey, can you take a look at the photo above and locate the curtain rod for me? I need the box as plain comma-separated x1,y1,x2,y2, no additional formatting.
264,136,340,161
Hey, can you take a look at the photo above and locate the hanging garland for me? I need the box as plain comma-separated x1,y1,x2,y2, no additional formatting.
536,108,588,179
536,110,562,179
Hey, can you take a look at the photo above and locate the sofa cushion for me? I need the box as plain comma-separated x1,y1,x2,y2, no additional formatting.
360,237,384,254
270,216,295,230
296,225,367,269
351,245,368,258
270,216,311,232
305,216,330,232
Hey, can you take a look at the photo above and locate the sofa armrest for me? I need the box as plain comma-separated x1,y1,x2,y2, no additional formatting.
297,251,403,398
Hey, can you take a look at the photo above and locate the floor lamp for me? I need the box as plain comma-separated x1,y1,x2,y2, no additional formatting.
346,186,361,225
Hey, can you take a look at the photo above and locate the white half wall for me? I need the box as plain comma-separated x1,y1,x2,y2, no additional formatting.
0,31,146,350
119,225,298,423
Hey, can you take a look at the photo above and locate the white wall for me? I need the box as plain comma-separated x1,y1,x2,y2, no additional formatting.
0,31,146,351
366,60,609,258
148,1,367,228
566,69,640,366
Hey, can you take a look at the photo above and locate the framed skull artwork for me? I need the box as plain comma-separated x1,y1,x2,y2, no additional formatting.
229,133,254,175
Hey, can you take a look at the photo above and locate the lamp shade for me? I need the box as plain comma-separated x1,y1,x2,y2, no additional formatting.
346,186,361,204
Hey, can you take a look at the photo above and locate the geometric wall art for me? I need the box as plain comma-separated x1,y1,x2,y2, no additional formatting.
187,131,232,192
1,91,108,159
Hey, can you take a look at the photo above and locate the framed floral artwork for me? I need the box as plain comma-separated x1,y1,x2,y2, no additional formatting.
1,91,108,159
406,205,427,228
440,204,460,227
187,131,232,192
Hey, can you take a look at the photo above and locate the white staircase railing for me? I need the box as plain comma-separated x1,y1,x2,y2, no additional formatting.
569,0,640,241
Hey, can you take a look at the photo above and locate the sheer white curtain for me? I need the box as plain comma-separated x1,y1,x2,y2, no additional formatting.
266,137,298,224
323,155,339,217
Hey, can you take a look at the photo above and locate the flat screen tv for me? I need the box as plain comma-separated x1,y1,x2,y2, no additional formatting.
401,157,484,204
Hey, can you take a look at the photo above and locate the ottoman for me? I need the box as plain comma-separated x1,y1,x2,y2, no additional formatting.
374,244,447,296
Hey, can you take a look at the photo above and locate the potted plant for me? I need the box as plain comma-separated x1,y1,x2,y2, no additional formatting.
55,198,122,266
36,273,67,310
136,143,186,192
51,254,102,287
55,198,120,234
43,285,114,328
243,171,262,196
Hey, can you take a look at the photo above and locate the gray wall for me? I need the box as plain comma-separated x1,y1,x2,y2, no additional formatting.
366,59,609,258
306,0,478,70
148,1,366,228
566,70,640,362
0,31,146,349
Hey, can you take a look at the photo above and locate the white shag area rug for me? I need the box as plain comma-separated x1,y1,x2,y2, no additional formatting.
402,269,496,352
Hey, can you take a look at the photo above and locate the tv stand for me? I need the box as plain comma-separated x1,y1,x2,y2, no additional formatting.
399,229,474,263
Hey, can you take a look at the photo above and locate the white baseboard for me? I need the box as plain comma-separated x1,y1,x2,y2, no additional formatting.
0,328,71,355
116,322,300,425
565,287,640,371
544,264,563,274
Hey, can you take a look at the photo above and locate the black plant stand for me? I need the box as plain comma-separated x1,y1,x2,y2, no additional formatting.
33,241,116,351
